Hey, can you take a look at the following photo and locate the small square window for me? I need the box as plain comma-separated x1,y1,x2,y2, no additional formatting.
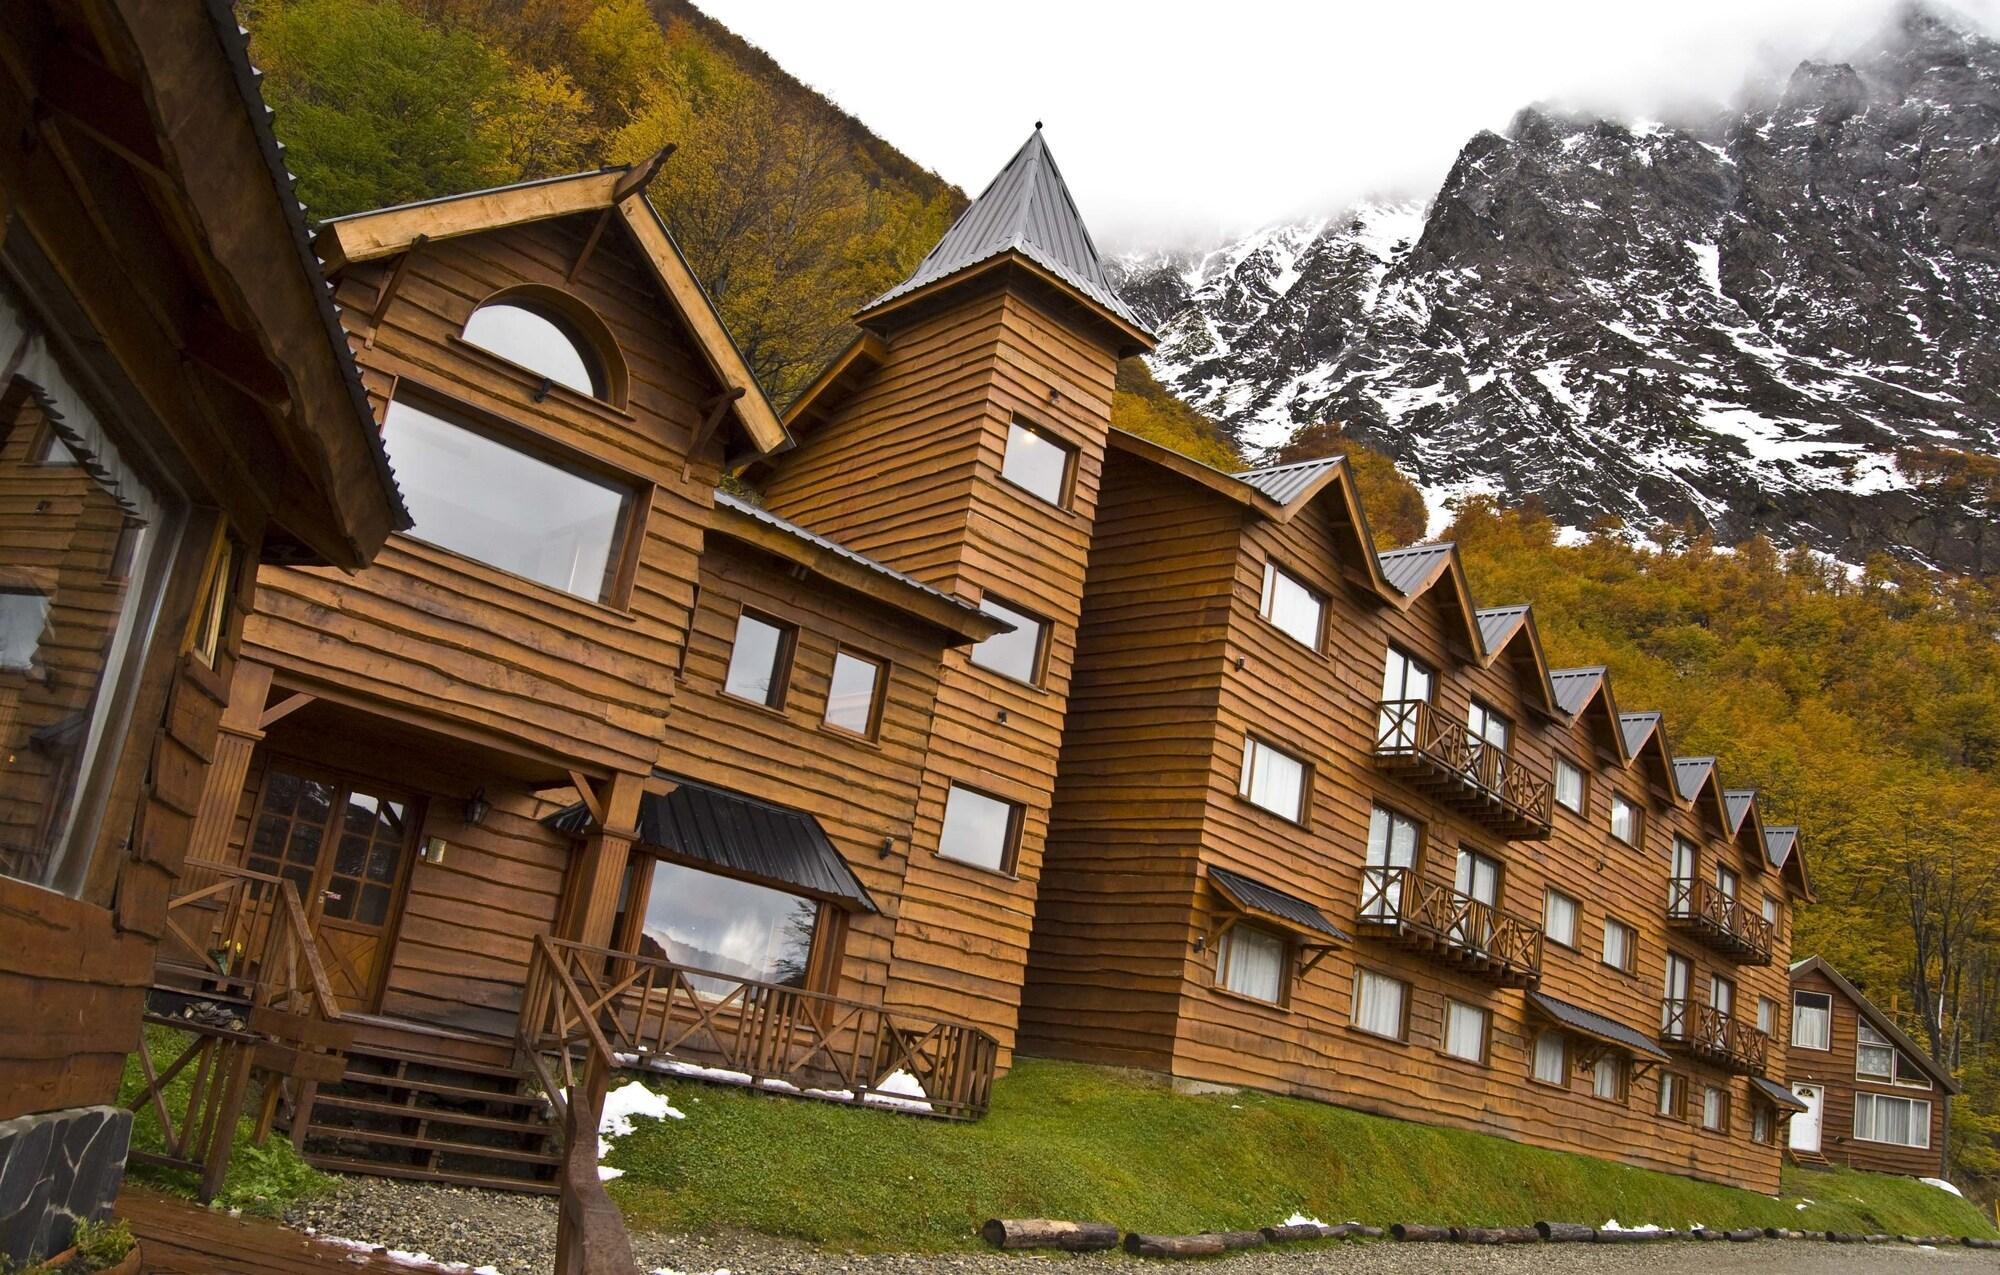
1609,793,1641,846
1543,889,1579,948
1352,969,1408,1041
938,783,1020,873
1593,1054,1626,1102
1238,735,1308,823
1531,1030,1567,1085
1258,561,1324,650
1554,757,1586,813
1442,999,1489,1063
723,610,795,707
1217,924,1287,1004
1601,918,1637,974
822,648,884,737
1000,420,1073,506
970,595,1048,685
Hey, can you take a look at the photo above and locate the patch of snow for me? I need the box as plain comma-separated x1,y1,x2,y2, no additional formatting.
1689,242,1723,297
597,1079,682,1179
1282,1212,1327,1228
1920,1177,1963,1197
1599,1219,1662,1233
862,1068,934,1114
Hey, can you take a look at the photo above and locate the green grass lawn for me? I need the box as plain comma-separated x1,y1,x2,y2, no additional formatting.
117,1025,331,1217
604,1058,1997,1251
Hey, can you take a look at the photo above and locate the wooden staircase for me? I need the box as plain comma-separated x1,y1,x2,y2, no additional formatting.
294,1042,561,1193
1788,1146,1833,1169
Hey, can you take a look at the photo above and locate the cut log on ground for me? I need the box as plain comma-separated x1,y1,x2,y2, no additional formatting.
1458,1226,1540,1244
1262,1222,1345,1243
1537,1222,1594,1243
1390,1224,1454,1242
979,1219,1120,1252
1123,1233,1228,1258
1593,1228,1672,1243
1349,1225,1385,1239
1209,1230,1267,1251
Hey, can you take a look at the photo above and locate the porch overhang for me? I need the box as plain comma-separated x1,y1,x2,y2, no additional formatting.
1751,1076,1811,1113
1526,991,1670,1069
1206,866,1349,946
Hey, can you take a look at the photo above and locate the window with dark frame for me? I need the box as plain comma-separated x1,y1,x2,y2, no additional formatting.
189,536,241,668
462,299,605,399
1592,1053,1626,1102
999,419,1073,507
723,609,795,707
1792,990,1832,1050
938,783,1021,873
1543,888,1580,948
1701,1084,1729,1133
0,588,49,673
969,595,1047,684
1531,1030,1567,1085
1554,756,1586,813
1442,998,1489,1063
632,856,826,995
1467,699,1511,751
1377,645,1434,748
1258,560,1324,650
1602,917,1638,974
1610,792,1642,846
1239,734,1308,823
1352,968,1408,1041
822,648,885,738
1657,1070,1687,1118
1216,924,1288,1004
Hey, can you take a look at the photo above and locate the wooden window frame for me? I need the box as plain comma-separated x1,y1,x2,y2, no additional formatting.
1349,966,1411,1043
1529,1030,1569,1089
455,285,630,409
1257,558,1327,653
1467,697,1512,751
1609,791,1643,847
1237,732,1312,827
1701,1084,1731,1134
998,417,1077,510
819,644,888,742
1439,997,1491,1066
1751,1102,1774,1144
969,591,1051,688
1601,916,1639,976
1791,990,1833,1051
1853,1091,1932,1149
1553,755,1588,815
1657,1070,1689,1120
1213,921,1293,1010
183,529,243,672
1381,643,1434,702
1454,845,1504,911
721,606,798,711
936,780,1024,877
1543,887,1581,950
1758,995,1780,1037
1591,1052,1629,1105
615,848,846,996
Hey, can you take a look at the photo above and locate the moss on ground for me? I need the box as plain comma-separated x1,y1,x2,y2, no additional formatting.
604,1058,1997,1251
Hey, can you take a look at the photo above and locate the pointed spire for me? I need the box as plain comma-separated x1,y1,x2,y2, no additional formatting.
861,129,1151,345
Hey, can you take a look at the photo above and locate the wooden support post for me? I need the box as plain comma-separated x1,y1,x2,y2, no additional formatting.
562,772,642,950
553,1051,639,1275
364,237,426,348
198,1040,256,1203
187,662,274,864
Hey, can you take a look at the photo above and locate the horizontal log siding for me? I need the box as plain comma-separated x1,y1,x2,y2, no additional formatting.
246,213,725,780
1785,967,1947,1177
763,285,1121,1061
1021,451,1241,1068
1026,463,1803,1193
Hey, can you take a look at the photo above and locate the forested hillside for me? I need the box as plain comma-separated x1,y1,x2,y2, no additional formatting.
240,0,1994,1196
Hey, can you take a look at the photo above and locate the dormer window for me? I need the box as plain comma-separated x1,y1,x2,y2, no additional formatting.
463,299,604,398
1000,420,1073,507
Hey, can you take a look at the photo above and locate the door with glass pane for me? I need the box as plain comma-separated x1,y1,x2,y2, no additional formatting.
1662,952,1692,1037
1363,805,1419,920
1669,838,1696,916
1377,647,1433,749
245,765,418,1010
1453,847,1500,951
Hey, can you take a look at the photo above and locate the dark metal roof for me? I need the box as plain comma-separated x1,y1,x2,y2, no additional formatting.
1377,543,1454,596
713,491,986,620
1620,712,1662,757
1764,825,1799,869
1724,790,1757,833
1476,605,1531,658
1750,1077,1811,1112
1549,667,1606,717
1673,757,1716,802
861,129,1147,335
548,775,876,913
1237,455,1343,506
1208,867,1349,941
1526,992,1670,1062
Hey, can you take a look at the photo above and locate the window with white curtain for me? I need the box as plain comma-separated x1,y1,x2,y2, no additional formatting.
1543,889,1579,948
1761,895,1779,929
1443,1000,1488,1063
1259,561,1323,650
1554,757,1586,813
1657,1072,1684,1117
1702,1085,1728,1132
1856,1022,1896,1080
1362,804,1420,920
1792,991,1832,1050
1593,1054,1624,1101
1352,969,1407,1040
1531,1031,1567,1085
1752,1104,1773,1144
1376,646,1433,748
1601,918,1636,974
1610,793,1640,845
1466,700,1511,751
1239,735,1307,822
1758,997,1779,1036
1217,925,1286,1004
1854,1092,1930,1147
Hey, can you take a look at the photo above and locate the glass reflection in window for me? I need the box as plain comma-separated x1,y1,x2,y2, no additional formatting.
462,301,601,397
636,859,821,995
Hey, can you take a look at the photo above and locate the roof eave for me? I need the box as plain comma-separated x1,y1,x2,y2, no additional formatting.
858,249,1155,357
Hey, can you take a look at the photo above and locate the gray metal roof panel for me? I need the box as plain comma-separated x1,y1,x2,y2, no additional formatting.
1237,455,1344,506
1673,756,1716,802
1549,667,1606,717
1208,867,1349,941
714,491,985,619
548,775,877,913
1476,605,1531,658
1377,542,1455,596
1527,991,1670,1062
1764,825,1799,869
862,130,1147,334
1750,1077,1811,1111
1620,712,1662,756
1724,790,1757,833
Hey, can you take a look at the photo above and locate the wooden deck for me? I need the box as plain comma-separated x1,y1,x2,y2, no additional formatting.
117,1188,465,1275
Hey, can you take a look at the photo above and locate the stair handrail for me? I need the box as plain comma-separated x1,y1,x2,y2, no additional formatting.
520,933,618,1127
160,859,342,1025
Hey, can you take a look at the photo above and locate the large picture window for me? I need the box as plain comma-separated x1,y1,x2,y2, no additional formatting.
636,858,822,996
1854,1092,1930,1148
0,282,187,892
380,395,633,602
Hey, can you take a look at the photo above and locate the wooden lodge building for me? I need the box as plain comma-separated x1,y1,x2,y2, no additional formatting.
3,26,1840,1251
1785,955,1957,1178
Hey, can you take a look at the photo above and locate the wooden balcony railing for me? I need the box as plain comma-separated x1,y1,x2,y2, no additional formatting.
1667,877,1774,965
520,935,998,1121
1374,700,1553,839
1356,865,1543,988
1660,998,1769,1075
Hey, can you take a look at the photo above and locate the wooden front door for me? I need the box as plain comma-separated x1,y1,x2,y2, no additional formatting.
245,766,417,1011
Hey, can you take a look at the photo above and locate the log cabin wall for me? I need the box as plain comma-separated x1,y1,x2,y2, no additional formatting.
761,280,1123,1062
1026,451,1807,1193
1785,965,1949,1177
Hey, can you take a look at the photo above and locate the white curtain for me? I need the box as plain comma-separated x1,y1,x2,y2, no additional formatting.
1544,891,1577,946
1354,970,1405,1038
1533,1031,1567,1084
1444,1001,1487,1062
1792,995,1831,1049
1221,926,1285,1003
1593,1055,1622,1100
1602,920,1631,971
1240,737,1304,820
1703,1086,1725,1130
1855,1093,1928,1147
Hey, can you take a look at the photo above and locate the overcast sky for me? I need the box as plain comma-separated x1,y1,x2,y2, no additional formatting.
697,0,2000,249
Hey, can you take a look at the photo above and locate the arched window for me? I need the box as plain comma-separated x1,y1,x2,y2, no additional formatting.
462,299,604,398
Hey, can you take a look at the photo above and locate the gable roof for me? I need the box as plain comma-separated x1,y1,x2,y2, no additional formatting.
1551,667,1607,717
1378,542,1456,596
1674,756,1717,802
1725,789,1757,832
1790,956,1958,1093
1621,712,1663,758
1476,605,1530,657
312,161,787,457
860,128,1151,353
1765,824,1813,900
1238,455,1346,506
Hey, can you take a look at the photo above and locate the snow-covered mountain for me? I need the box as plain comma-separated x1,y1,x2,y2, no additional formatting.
1114,5,2000,571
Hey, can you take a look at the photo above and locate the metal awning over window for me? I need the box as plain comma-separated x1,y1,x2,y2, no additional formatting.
1751,1077,1811,1113
1527,991,1670,1064
1207,866,1349,944
548,774,876,913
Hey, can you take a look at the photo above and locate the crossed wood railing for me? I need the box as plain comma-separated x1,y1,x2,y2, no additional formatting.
1667,876,1774,964
518,935,999,1123
1660,998,1769,1075
133,860,350,1200
1374,699,1553,838
1356,865,1544,987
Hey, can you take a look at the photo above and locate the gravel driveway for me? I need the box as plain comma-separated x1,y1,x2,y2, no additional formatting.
287,1176,2000,1275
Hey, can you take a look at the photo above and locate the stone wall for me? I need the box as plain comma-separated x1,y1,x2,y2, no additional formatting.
0,1106,131,1266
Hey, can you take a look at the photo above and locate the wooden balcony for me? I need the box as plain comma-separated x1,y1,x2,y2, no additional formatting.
1660,998,1769,1075
1355,866,1544,988
520,936,998,1121
1667,877,1774,965
1374,700,1553,839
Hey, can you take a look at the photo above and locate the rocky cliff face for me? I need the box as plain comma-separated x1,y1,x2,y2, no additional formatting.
1117,6,2000,571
